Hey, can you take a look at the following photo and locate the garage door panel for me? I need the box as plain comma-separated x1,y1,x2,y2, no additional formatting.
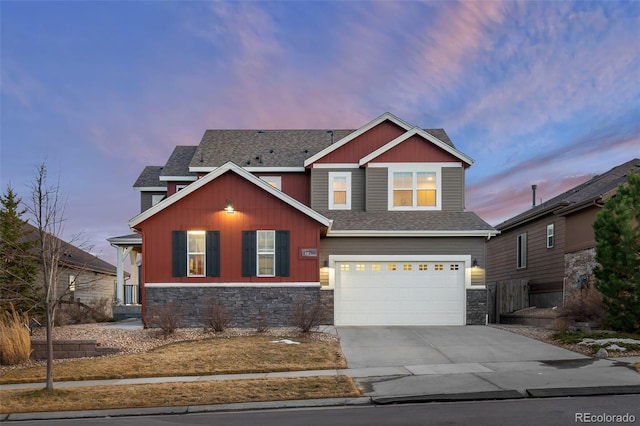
335,261,465,326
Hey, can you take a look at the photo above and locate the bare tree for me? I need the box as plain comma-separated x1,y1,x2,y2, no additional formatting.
25,163,67,390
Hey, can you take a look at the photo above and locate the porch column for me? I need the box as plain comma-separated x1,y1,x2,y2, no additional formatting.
129,249,138,304
115,246,133,305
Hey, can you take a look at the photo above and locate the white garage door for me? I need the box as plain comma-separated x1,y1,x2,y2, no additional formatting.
335,260,465,326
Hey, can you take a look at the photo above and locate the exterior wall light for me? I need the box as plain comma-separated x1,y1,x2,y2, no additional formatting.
224,201,235,214
472,258,478,268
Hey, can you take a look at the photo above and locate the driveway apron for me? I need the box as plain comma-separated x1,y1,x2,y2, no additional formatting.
336,326,587,369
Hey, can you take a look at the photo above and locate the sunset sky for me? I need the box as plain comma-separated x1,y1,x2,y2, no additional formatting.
1,1,639,265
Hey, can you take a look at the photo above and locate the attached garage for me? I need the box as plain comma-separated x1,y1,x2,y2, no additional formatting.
333,256,469,326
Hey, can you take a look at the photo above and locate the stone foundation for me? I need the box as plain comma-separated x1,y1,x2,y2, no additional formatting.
564,248,598,300
145,285,323,328
466,288,487,325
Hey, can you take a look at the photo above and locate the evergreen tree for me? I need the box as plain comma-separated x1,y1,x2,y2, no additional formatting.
0,185,40,315
593,170,640,332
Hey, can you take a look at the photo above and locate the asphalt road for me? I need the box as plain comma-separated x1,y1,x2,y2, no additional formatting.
7,395,640,426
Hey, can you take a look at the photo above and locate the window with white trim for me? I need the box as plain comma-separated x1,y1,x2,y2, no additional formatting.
328,172,351,210
257,230,276,276
151,194,165,206
547,224,554,248
517,233,527,269
388,167,440,210
187,231,206,276
260,176,282,190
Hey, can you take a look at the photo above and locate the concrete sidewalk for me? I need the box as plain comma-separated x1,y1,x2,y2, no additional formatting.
2,356,639,422
2,324,640,421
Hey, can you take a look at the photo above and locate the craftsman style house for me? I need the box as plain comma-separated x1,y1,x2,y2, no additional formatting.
109,113,497,327
487,158,640,309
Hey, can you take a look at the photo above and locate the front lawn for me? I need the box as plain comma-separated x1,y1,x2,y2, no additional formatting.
0,335,347,384
0,376,360,414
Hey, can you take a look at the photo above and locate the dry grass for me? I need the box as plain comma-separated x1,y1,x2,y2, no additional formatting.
0,306,31,365
0,375,361,414
0,335,346,384
633,362,640,373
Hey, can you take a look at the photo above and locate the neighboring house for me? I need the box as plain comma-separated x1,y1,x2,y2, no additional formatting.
109,113,497,327
23,223,119,315
486,158,640,310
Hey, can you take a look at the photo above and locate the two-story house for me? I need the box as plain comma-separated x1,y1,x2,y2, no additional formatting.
108,113,497,327
486,158,640,311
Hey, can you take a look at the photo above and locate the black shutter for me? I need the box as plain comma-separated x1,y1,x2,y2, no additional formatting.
206,231,220,277
172,231,187,277
242,231,256,277
275,230,290,277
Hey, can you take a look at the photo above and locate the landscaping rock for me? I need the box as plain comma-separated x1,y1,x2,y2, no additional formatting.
595,348,608,359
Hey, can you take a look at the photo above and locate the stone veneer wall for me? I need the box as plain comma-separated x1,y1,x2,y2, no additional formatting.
466,288,487,325
564,248,598,300
320,289,334,325
31,340,119,360
145,285,322,328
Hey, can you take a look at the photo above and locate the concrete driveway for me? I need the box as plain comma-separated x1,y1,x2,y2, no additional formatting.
335,326,640,399
337,326,586,369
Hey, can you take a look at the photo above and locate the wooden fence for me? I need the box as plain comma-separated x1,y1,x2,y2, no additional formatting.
486,280,529,323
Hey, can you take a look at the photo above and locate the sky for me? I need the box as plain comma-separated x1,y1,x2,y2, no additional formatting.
1,0,639,266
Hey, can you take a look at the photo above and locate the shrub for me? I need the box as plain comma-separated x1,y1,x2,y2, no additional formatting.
148,303,182,337
252,309,269,333
0,304,31,365
54,297,115,326
203,297,232,332
292,295,326,334
556,286,605,329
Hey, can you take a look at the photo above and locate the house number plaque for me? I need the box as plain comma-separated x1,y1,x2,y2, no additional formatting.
301,248,318,257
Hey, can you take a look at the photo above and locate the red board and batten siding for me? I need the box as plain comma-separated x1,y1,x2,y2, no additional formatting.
255,172,311,206
366,134,465,165
136,172,322,284
313,120,406,164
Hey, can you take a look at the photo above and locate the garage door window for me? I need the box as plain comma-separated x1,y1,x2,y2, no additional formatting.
372,264,381,271
435,264,443,271
387,264,397,271
403,264,412,271
419,264,428,271
450,264,460,271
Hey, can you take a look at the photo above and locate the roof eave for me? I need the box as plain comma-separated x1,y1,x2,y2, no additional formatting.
129,162,330,229
326,230,498,237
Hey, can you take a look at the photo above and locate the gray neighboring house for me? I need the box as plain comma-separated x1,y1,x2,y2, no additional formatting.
22,223,119,316
487,158,640,311
110,112,497,327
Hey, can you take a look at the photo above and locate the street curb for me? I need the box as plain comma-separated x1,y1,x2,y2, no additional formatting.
1,397,372,422
372,390,525,405
526,385,640,398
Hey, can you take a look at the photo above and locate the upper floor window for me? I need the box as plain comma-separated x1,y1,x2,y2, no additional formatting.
260,176,282,190
517,233,527,269
151,194,165,206
176,184,187,191
329,172,351,210
547,224,555,248
388,168,439,210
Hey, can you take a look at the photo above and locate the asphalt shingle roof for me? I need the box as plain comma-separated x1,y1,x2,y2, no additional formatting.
160,146,198,177
319,210,495,232
496,158,640,230
23,223,118,275
133,166,166,189
190,128,454,169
